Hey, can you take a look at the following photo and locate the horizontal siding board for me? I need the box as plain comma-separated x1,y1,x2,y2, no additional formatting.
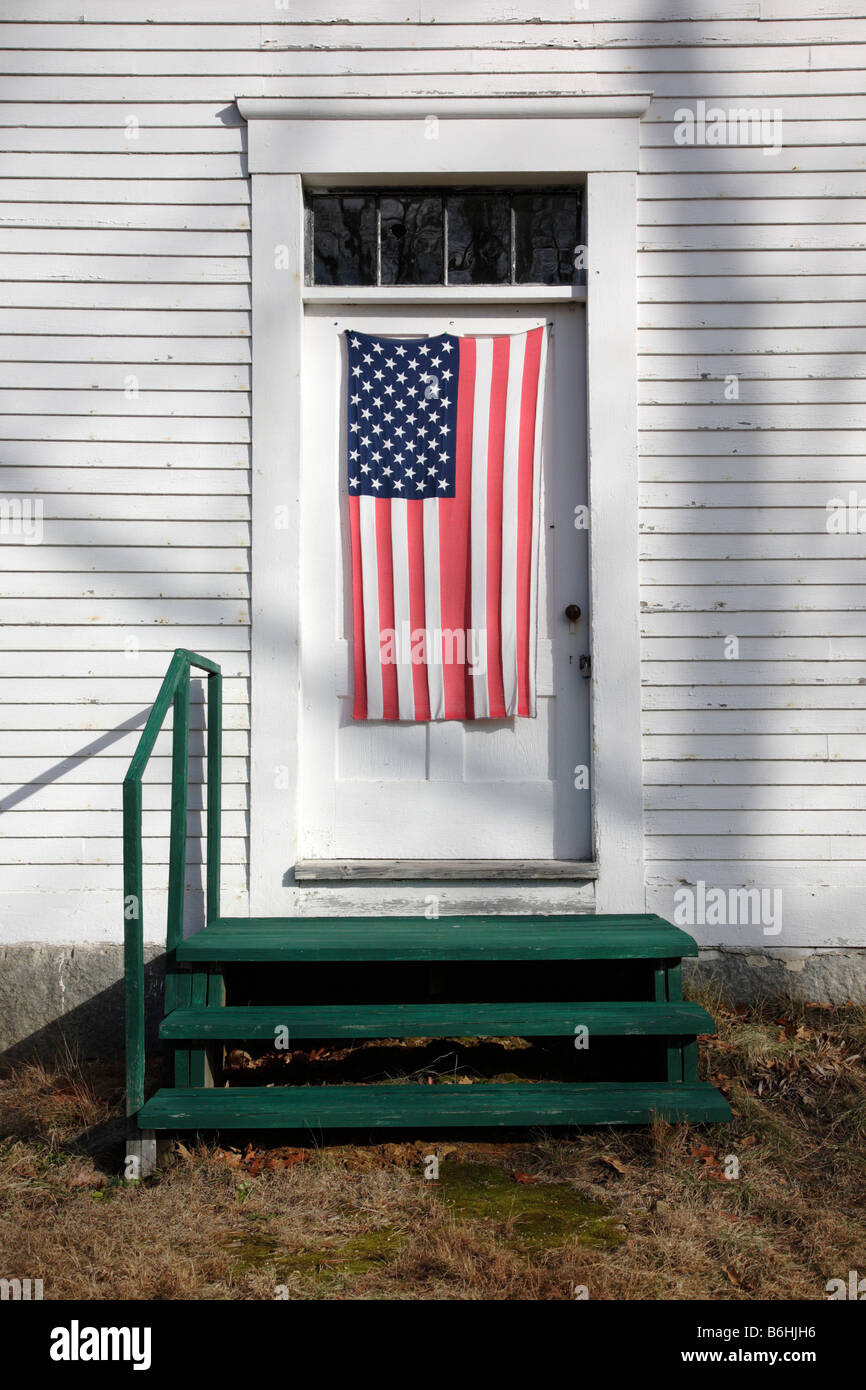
0,809,248,838
0,599,249,624
0,179,249,204
0,651,249,675
641,380,866,404
643,759,865,785
0,841,247,865
0,756,248,785
645,836,832,860
640,585,866,612
0,443,249,466
0,703,249,731
0,395,250,421
642,687,866,710
0,730,249,757
0,3,769,20
0,494,248,519
0,364,250,390
641,660,866,682
12,522,249,545
646,785,866,809
0,784,248,812
0,415,249,441
0,626,249,652
641,561,866,583
0,336,251,363
0,203,251,230
0,309,248,335
0,227,247,252
639,354,866,379
0,547,249,572
0,574,250,600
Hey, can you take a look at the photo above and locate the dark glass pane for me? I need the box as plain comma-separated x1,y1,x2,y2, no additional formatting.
446,193,510,285
380,195,444,285
513,192,581,285
312,195,377,285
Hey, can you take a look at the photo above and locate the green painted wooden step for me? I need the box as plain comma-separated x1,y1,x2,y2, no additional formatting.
138,1081,731,1129
176,914,697,963
159,1000,715,1041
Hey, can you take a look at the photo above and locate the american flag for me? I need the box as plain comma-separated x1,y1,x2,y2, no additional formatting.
346,325,547,721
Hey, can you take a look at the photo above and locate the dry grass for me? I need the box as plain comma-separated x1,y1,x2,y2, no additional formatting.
0,995,864,1301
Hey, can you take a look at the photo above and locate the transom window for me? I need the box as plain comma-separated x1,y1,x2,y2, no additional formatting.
305,187,584,288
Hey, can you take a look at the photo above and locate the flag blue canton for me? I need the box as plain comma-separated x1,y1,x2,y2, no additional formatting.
346,330,459,499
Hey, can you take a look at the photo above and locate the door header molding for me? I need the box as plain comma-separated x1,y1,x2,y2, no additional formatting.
237,92,651,176
238,94,652,121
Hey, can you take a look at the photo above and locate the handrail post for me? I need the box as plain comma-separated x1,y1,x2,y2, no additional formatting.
164,655,190,1014
206,669,222,927
123,777,144,1118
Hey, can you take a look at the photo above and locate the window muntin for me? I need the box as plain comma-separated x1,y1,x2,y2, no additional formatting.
306,188,584,287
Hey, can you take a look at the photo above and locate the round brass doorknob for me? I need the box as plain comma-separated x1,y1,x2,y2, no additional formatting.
564,604,582,623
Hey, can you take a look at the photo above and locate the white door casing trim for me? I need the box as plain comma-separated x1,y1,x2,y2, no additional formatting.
241,92,648,916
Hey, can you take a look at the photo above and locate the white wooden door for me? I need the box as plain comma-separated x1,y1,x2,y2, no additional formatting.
298,302,590,862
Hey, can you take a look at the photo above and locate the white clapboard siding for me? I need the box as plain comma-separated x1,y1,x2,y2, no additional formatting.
641,459,866,482
0,364,250,390
642,636,866,659
0,678,247,705
641,661,866,683
0,203,251,230
0,841,247,865
0,394,250,419
0,784,248,813
1,5,865,946
0,757,249,785
0,731,250,758
0,574,250,600
1,464,248,489
0,547,250,573
0,443,248,467
0,337,251,363
2,285,251,309
644,759,866,785
0,704,249,732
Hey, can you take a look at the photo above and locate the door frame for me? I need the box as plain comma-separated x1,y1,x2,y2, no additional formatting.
239,92,649,916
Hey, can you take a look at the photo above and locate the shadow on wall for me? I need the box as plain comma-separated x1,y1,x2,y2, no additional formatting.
0,949,165,1065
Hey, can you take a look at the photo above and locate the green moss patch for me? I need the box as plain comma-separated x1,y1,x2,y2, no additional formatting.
435,1162,624,1251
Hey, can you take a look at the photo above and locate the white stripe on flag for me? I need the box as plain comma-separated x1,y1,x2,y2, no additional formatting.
500,329,526,718
526,327,548,717
423,498,444,720
390,498,415,720
359,494,383,720
470,337,493,719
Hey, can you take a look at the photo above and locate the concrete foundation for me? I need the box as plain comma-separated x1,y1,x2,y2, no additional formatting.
0,943,165,1061
684,946,866,1007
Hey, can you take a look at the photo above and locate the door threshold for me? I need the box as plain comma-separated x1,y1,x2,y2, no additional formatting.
295,859,599,882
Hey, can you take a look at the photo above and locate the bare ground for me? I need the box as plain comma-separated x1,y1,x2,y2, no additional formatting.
0,991,864,1301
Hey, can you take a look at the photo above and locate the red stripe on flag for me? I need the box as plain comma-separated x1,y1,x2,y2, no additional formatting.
407,498,431,721
349,494,367,720
439,337,475,720
375,497,400,720
485,335,510,719
516,326,544,718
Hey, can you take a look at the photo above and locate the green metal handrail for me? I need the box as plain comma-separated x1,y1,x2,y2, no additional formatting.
123,649,222,1118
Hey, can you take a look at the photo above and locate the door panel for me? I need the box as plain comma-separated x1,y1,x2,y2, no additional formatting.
299,302,590,861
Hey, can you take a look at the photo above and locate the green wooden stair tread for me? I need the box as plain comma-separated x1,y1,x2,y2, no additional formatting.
138,1082,731,1129
176,914,698,963
159,1000,715,1040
